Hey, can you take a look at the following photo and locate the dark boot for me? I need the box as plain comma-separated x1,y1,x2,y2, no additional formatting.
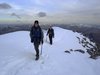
35,55,39,60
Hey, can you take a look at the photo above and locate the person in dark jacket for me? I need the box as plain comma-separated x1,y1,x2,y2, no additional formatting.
30,20,43,60
47,26,54,45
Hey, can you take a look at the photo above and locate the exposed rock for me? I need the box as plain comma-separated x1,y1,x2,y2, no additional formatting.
65,50,71,54
74,49,85,54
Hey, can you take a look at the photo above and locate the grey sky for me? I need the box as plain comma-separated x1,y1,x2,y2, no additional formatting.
0,0,100,24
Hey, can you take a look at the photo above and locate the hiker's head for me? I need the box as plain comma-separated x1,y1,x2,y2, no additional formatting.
50,25,52,29
34,20,39,27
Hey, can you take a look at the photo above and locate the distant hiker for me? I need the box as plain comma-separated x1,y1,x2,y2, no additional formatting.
47,26,54,45
30,20,43,60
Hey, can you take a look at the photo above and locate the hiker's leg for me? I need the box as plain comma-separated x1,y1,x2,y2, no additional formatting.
49,36,52,45
34,43,39,57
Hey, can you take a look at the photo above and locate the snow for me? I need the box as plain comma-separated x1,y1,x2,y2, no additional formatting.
0,27,100,75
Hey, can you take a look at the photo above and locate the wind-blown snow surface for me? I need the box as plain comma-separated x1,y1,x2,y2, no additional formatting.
0,27,100,75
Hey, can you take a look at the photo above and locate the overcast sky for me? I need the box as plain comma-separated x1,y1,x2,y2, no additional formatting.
0,0,100,24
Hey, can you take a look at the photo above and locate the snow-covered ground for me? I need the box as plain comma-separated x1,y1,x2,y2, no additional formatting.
0,27,100,75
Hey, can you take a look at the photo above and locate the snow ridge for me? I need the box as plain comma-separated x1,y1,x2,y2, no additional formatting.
0,27,100,75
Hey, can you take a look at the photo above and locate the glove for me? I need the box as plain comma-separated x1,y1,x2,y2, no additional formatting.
46,34,48,36
31,39,33,43
41,40,43,44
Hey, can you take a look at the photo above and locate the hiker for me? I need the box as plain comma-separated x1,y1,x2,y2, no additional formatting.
47,26,54,45
30,20,43,60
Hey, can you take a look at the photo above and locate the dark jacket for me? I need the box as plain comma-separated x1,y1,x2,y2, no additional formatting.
47,28,54,37
30,26,43,44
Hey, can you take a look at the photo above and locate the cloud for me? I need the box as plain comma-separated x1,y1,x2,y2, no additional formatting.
0,3,12,9
11,13,21,19
37,12,47,17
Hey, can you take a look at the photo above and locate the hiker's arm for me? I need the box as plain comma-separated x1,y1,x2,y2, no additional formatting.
30,27,32,38
30,27,34,42
52,29,54,38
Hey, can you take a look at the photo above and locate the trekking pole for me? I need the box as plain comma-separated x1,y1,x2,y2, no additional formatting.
46,35,48,42
40,43,43,55
46,35,47,42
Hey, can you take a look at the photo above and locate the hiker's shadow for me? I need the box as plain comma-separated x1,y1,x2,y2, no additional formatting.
19,51,36,60
45,40,50,44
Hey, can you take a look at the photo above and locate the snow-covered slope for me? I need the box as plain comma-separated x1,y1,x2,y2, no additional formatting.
0,27,100,75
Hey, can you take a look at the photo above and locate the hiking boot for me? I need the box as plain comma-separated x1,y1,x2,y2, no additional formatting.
35,55,39,60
